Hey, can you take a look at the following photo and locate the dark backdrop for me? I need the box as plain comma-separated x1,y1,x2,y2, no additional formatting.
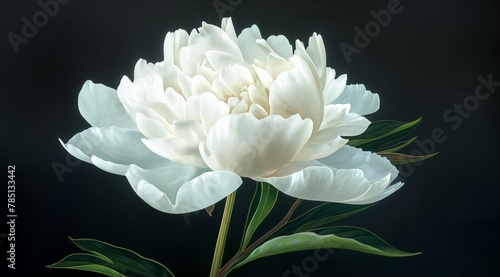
1,0,499,276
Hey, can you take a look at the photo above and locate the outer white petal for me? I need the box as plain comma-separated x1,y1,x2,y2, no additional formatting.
269,55,323,133
323,68,347,105
126,165,242,214
256,146,402,204
59,126,169,175
318,146,399,183
333,84,380,115
200,114,313,177
78,81,136,129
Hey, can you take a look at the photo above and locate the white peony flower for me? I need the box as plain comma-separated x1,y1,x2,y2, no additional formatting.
60,18,403,214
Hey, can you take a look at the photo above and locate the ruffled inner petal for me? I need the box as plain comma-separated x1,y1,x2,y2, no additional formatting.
269,55,323,133
200,114,313,177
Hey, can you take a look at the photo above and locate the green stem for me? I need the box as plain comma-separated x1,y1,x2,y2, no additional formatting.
209,192,237,277
219,198,303,277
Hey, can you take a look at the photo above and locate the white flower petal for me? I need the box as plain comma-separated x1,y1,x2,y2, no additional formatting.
256,146,402,204
237,24,267,64
306,33,327,86
172,120,205,141
252,64,274,88
334,84,380,115
179,21,243,75
164,28,189,66
142,137,207,168
206,50,246,72
266,35,293,59
294,39,322,90
126,165,242,213
248,83,270,111
184,93,230,132
265,53,294,80
221,17,238,44
191,74,213,96
269,55,323,133
293,136,347,161
133,59,156,80
318,146,399,183
78,81,136,129
60,126,168,175
136,112,171,139
293,104,349,161
320,104,371,137
231,98,249,115
164,87,186,119
133,59,184,94
200,114,313,177
117,75,165,121
249,103,269,119
177,73,193,99
323,68,347,105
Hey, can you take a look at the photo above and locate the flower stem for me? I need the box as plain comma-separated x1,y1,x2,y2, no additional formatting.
209,191,237,277
218,198,303,277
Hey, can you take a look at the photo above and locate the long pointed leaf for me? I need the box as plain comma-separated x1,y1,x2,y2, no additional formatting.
272,202,373,238
378,136,417,153
239,182,279,251
378,152,438,165
233,227,419,271
348,118,421,152
59,237,175,277
47,253,125,277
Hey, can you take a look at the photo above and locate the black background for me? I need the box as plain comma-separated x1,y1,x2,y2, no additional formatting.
1,0,500,276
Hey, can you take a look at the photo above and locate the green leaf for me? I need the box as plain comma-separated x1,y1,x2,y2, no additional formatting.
48,237,175,277
378,136,417,153
47,253,125,277
239,182,279,251
272,202,373,238
233,227,419,271
347,118,421,152
378,152,438,165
